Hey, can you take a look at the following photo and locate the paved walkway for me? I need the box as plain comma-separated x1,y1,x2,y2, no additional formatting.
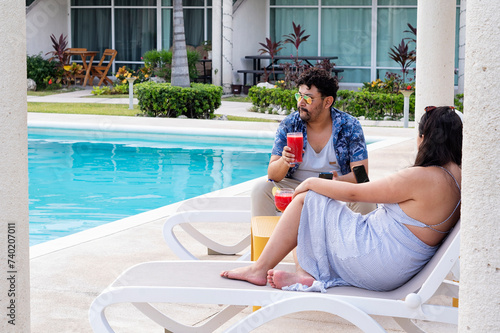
26,89,454,333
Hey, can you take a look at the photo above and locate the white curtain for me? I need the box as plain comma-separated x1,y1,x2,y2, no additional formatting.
71,8,112,56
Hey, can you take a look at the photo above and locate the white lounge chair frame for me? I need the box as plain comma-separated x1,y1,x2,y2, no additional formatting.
164,196,252,261
89,221,460,332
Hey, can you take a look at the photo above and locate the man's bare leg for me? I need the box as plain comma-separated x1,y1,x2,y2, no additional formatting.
267,248,315,289
221,193,307,285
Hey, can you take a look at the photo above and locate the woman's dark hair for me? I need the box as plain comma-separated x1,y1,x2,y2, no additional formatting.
414,106,463,167
296,67,339,105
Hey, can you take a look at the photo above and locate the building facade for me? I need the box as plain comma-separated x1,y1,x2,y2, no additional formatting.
26,0,462,89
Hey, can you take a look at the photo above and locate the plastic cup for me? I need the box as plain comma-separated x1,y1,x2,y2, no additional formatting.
287,132,303,164
274,188,294,212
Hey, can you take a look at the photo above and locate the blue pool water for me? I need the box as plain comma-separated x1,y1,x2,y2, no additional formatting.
28,127,273,246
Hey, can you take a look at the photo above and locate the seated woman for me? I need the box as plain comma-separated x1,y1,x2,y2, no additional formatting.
221,106,462,292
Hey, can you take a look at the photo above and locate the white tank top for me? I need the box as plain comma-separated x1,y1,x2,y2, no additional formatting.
292,134,341,182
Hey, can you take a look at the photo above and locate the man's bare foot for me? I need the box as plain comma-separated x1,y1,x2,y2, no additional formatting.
267,269,315,289
220,265,267,286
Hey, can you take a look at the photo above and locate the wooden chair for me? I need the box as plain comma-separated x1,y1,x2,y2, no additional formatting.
90,49,117,86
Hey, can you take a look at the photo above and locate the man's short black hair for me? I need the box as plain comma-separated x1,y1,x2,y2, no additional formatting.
296,67,339,105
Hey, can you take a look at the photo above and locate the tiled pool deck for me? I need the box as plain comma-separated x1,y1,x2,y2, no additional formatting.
28,92,456,332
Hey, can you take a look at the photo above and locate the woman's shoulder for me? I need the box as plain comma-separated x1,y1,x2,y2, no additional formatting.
397,164,461,189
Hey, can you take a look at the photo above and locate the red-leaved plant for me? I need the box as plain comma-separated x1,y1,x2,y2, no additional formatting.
388,39,415,90
46,34,69,67
258,37,283,81
283,22,310,59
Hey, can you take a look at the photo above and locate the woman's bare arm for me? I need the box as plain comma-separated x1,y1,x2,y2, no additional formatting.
293,167,423,204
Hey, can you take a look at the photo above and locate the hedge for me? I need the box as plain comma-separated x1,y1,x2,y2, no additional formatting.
248,86,298,114
248,86,416,121
135,81,223,119
142,49,200,82
335,90,415,120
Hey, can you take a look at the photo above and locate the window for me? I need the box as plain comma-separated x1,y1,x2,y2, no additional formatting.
70,0,212,70
270,1,460,84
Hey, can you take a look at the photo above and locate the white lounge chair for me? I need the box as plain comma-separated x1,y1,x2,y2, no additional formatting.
163,196,252,260
89,221,460,332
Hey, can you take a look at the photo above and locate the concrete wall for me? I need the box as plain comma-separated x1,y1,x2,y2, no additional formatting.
26,0,69,57
0,2,30,332
459,0,500,330
232,0,268,85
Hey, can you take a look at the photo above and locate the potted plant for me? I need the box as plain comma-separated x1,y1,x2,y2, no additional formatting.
203,40,212,59
63,62,83,87
231,72,242,94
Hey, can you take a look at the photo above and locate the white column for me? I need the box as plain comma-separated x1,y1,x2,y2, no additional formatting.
414,0,456,123
459,0,500,331
457,0,467,95
212,0,222,86
222,0,233,94
0,2,30,332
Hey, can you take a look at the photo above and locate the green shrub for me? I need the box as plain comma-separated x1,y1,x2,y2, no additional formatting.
248,86,416,120
454,93,464,112
91,86,113,96
135,81,223,118
113,84,129,94
27,53,59,90
335,90,415,120
248,86,297,114
141,49,200,82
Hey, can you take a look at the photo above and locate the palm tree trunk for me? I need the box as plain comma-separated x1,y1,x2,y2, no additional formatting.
171,0,190,87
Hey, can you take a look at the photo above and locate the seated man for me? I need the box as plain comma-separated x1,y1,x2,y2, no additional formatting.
252,67,376,216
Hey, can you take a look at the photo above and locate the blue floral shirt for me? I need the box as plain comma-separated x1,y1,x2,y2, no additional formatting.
271,107,368,178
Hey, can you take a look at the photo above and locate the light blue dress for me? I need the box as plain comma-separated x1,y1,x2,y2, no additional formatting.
287,167,461,293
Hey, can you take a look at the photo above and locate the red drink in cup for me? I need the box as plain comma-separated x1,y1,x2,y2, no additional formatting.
287,132,303,164
274,188,294,212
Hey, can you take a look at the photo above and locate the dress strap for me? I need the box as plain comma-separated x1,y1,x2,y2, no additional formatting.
426,166,461,234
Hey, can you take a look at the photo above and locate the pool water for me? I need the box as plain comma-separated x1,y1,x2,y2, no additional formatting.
28,128,273,246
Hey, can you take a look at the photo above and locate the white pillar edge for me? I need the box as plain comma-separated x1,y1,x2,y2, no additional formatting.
222,0,233,94
459,0,500,331
212,0,222,86
0,2,31,332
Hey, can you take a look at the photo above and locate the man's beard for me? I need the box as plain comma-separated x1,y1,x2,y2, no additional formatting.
299,107,310,122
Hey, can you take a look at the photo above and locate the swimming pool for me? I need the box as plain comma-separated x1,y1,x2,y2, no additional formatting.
28,127,273,246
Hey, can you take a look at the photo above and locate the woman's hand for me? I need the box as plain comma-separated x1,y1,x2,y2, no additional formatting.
293,178,313,198
293,176,340,199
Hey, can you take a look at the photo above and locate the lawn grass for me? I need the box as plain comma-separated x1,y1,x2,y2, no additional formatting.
27,88,274,121
84,94,131,98
28,102,139,116
218,115,277,122
27,102,278,122
222,95,251,102
27,87,83,96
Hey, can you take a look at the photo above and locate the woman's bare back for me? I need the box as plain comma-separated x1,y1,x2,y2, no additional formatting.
399,163,461,246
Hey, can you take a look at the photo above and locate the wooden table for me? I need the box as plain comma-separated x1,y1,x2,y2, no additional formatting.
246,55,338,71
64,50,99,87
239,55,341,85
